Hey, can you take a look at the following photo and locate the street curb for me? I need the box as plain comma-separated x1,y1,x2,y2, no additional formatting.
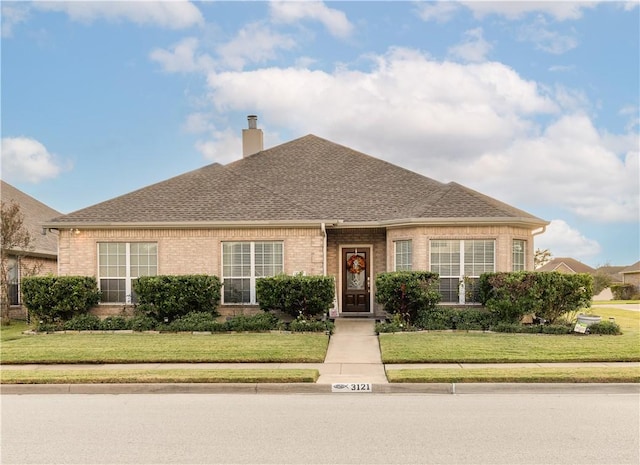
2,383,638,395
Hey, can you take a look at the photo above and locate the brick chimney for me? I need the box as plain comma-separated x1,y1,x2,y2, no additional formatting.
242,115,263,158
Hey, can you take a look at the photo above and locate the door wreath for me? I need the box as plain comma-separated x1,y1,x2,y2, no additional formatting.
347,254,366,274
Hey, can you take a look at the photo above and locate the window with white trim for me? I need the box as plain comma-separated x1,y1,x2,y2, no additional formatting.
98,242,157,303
222,241,283,304
7,256,19,306
512,240,526,271
430,239,495,303
394,240,412,271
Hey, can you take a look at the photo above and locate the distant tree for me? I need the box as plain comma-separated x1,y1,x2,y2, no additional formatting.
1,201,34,325
534,248,552,269
592,270,613,296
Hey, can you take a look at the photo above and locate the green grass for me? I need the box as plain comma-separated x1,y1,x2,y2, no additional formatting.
387,367,640,383
1,332,329,364
592,300,639,305
380,307,640,364
0,368,319,384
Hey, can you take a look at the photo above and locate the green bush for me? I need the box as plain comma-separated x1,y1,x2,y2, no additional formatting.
226,313,279,332
21,276,101,323
167,312,225,332
255,274,335,318
63,314,101,331
588,321,622,335
492,322,525,333
479,272,593,324
99,316,130,331
376,272,440,325
128,315,158,332
133,275,222,321
414,306,494,330
541,324,573,335
611,284,636,300
288,316,333,333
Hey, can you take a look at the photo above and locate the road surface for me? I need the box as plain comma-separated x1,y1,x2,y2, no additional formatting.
2,393,638,464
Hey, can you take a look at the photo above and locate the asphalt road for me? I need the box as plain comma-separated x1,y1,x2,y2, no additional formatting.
2,393,638,464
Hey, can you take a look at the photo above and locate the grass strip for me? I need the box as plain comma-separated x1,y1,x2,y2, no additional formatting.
0,369,319,384
387,367,640,383
1,332,329,364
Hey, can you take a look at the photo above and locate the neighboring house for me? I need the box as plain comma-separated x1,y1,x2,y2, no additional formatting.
1,181,60,319
44,116,548,318
536,257,596,274
620,261,640,291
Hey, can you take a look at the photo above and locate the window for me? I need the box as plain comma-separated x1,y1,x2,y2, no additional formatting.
222,241,283,304
512,240,526,271
98,242,157,303
394,240,412,271
430,239,495,303
7,257,19,306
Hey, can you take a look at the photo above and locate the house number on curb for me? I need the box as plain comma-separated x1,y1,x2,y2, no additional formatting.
331,383,373,393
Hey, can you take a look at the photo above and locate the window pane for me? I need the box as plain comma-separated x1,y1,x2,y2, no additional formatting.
100,279,126,303
395,240,412,271
223,278,251,303
438,278,458,303
255,242,283,278
513,240,526,271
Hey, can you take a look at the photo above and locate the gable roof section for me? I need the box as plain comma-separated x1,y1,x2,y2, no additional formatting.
537,257,596,274
621,261,640,274
1,180,61,257
47,135,547,228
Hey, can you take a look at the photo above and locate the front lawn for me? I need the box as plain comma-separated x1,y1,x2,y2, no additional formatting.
380,307,640,364
0,332,329,364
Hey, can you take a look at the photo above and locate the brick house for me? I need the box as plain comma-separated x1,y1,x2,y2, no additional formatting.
620,261,640,293
45,117,548,318
1,181,60,320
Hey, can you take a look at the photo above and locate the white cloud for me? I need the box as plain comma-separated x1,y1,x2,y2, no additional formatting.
269,1,353,38
216,22,297,71
518,17,578,54
1,3,30,38
150,37,213,73
1,137,68,183
414,2,460,23
195,47,637,224
448,28,492,63
182,112,215,134
464,114,639,223
535,220,601,260
461,1,598,21
34,0,203,29
195,129,241,165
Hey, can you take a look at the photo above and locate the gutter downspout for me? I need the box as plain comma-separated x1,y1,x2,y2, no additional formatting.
321,222,327,276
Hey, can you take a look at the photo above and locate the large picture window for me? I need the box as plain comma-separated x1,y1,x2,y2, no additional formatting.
430,239,495,303
394,240,412,271
222,241,283,304
98,242,157,303
512,239,526,271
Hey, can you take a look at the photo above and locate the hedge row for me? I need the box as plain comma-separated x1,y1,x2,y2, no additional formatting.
375,272,441,324
256,275,335,318
36,311,334,333
21,276,101,323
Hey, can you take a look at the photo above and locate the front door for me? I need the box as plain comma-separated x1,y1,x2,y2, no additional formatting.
342,247,371,313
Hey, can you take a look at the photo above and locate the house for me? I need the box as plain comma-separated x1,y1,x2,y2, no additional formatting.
620,261,640,292
44,116,548,318
1,180,60,319
536,257,596,274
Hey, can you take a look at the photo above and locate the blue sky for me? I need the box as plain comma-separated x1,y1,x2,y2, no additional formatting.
2,1,638,268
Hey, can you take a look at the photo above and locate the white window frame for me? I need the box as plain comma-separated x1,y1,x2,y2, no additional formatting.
7,256,20,306
221,241,284,305
97,242,157,304
512,239,526,271
430,239,495,303
394,240,412,271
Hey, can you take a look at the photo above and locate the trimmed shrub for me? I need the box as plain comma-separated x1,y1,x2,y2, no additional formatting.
168,312,225,332
588,321,622,335
376,272,440,325
99,316,130,331
133,275,221,321
128,315,158,332
63,314,101,331
226,313,279,332
541,324,573,335
255,274,335,318
21,276,101,323
289,317,333,333
414,307,495,331
611,284,636,300
479,272,593,324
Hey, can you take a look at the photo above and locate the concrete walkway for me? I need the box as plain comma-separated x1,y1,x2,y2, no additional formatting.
316,318,388,384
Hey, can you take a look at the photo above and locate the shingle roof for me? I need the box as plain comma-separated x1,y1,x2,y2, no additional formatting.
46,134,546,228
537,257,596,274
1,180,60,257
621,261,640,274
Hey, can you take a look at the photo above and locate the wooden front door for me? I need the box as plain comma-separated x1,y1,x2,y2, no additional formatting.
342,248,371,313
